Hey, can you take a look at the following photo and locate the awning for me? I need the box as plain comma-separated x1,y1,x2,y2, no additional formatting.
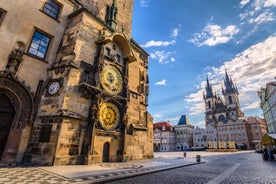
260,134,276,145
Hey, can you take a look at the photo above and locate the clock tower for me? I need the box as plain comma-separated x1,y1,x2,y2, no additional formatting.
24,0,153,165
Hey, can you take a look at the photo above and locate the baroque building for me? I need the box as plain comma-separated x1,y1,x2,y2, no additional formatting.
258,80,276,134
0,0,153,166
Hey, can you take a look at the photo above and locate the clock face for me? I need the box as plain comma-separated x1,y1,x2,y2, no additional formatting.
100,65,123,95
48,81,60,95
99,102,120,130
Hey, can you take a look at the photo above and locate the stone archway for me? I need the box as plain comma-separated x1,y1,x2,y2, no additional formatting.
102,142,110,162
0,94,15,159
0,75,34,164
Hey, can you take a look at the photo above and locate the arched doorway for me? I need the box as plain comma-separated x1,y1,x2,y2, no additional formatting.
0,94,15,160
102,142,110,162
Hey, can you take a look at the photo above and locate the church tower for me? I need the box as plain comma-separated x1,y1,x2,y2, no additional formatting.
203,77,219,126
222,70,244,120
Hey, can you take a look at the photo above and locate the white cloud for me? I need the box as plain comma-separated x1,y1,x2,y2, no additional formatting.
153,113,164,123
142,40,175,48
140,0,150,7
189,24,239,46
154,79,167,86
150,51,175,64
253,0,276,11
240,0,251,7
185,34,276,116
254,12,274,24
172,28,179,37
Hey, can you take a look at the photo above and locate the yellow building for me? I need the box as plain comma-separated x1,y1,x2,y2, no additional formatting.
0,0,153,166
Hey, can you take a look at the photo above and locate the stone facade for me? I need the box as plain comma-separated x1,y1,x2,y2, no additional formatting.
0,0,153,166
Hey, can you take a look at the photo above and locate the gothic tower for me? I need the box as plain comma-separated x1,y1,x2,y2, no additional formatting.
203,77,218,126
222,70,244,120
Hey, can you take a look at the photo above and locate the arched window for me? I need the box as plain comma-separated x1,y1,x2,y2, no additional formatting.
208,101,211,108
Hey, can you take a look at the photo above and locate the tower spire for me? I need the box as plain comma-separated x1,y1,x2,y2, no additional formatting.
205,76,215,98
224,69,235,93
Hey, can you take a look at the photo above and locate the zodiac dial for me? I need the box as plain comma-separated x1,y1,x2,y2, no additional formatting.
99,102,120,130
100,65,123,95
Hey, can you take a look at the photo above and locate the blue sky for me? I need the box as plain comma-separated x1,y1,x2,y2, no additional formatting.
131,0,276,127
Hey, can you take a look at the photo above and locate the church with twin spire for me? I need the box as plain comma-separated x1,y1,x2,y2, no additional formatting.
203,70,245,127
197,70,266,150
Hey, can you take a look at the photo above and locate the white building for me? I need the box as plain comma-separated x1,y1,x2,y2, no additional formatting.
193,125,217,150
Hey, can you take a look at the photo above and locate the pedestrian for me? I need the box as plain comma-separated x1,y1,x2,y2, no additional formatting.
263,147,268,161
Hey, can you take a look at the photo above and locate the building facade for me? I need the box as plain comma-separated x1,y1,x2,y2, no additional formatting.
258,81,276,134
0,0,153,166
193,125,217,149
174,115,194,151
153,122,175,152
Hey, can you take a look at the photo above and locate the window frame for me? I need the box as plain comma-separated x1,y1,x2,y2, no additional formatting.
27,28,52,61
41,0,62,20
0,8,7,26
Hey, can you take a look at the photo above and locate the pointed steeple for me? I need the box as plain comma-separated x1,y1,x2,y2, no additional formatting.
224,69,235,93
205,76,215,98
106,0,118,30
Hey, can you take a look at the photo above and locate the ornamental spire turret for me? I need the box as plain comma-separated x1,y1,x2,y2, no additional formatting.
106,0,118,30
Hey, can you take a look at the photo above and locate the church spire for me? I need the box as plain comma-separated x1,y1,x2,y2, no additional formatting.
205,76,215,98
224,69,236,93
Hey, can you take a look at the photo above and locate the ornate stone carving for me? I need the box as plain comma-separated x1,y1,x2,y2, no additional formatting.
5,48,24,76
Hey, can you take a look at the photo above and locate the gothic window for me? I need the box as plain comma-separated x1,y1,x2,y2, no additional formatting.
28,30,51,59
208,101,211,108
42,0,61,20
0,8,7,26
228,96,233,104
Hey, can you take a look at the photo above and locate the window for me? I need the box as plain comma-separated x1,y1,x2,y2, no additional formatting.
28,30,50,59
43,0,61,19
39,124,52,142
0,8,7,26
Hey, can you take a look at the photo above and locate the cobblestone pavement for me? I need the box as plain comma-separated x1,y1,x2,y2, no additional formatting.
0,167,87,184
0,152,207,184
